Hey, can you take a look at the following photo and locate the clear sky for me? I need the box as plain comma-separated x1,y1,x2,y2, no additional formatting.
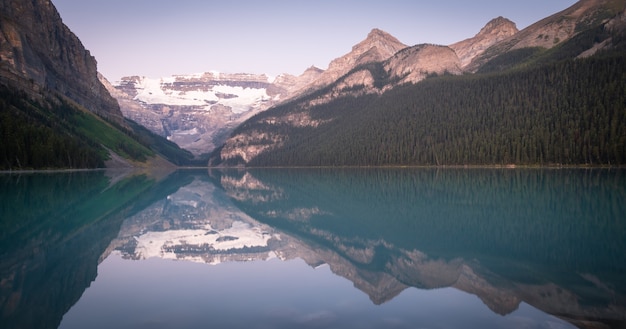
52,0,578,82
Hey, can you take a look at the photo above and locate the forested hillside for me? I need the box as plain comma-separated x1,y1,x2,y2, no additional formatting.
0,86,195,170
220,47,625,167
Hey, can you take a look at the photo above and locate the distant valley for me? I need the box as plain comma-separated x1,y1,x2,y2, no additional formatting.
101,68,322,157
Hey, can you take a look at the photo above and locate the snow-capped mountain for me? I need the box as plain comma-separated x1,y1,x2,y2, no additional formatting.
102,69,321,156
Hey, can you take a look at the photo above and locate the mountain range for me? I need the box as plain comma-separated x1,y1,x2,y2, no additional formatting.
210,0,626,167
1,0,625,169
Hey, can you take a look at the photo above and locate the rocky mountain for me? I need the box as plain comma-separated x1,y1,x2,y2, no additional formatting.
467,0,626,71
107,15,525,159
105,69,321,156
212,0,626,167
271,65,324,99
301,28,408,93
384,43,463,85
0,0,122,123
215,27,472,165
0,0,195,169
103,28,409,157
275,28,457,106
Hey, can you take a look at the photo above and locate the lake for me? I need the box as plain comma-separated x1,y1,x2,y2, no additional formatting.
1,168,625,329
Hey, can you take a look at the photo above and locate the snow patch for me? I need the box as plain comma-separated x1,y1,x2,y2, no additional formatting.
130,76,269,111
133,221,273,261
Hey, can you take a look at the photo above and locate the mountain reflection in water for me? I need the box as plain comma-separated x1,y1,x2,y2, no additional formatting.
1,169,624,329
213,168,626,327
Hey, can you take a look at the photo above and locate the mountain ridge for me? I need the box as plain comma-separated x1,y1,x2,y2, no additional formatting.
467,0,626,71
210,0,626,167
105,18,530,157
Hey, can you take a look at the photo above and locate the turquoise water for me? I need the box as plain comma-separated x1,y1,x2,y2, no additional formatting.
1,169,624,329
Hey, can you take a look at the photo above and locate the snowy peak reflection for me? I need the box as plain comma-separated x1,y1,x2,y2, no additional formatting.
112,177,283,265
215,168,626,327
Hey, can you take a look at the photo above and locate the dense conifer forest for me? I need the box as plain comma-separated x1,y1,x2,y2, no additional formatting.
0,86,196,170
230,48,626,167
0,88,110,169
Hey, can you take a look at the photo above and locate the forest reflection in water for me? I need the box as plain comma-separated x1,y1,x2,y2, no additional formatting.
1,168,624,329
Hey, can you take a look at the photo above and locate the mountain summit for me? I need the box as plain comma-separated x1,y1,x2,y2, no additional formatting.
351,28,408,63
304,28,407,92
450,17,518,68
467,0,626,71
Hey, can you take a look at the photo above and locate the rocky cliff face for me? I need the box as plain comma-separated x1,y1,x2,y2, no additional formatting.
0,0,123,123
385,44,463,85
272,65,324,98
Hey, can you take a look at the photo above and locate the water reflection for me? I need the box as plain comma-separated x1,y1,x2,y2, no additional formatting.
0,170,184,329
212,168,626,328
1,169,625,329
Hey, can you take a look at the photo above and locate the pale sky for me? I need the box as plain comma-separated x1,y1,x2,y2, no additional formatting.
52,0,578,82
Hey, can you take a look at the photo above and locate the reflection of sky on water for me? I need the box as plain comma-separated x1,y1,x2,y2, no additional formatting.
60,252,573,329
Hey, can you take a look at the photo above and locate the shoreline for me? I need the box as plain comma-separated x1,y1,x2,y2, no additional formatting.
2,164,625,174
208,164,626,170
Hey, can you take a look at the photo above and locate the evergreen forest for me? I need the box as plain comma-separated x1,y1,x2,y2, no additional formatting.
229,49,626,167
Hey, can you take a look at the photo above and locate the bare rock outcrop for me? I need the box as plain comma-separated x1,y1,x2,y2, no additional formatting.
0,0,123,123
450,17,519,69
466,0,626,71
386,44,463,85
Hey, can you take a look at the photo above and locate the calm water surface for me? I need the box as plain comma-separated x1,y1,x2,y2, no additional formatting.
1,169,624,329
